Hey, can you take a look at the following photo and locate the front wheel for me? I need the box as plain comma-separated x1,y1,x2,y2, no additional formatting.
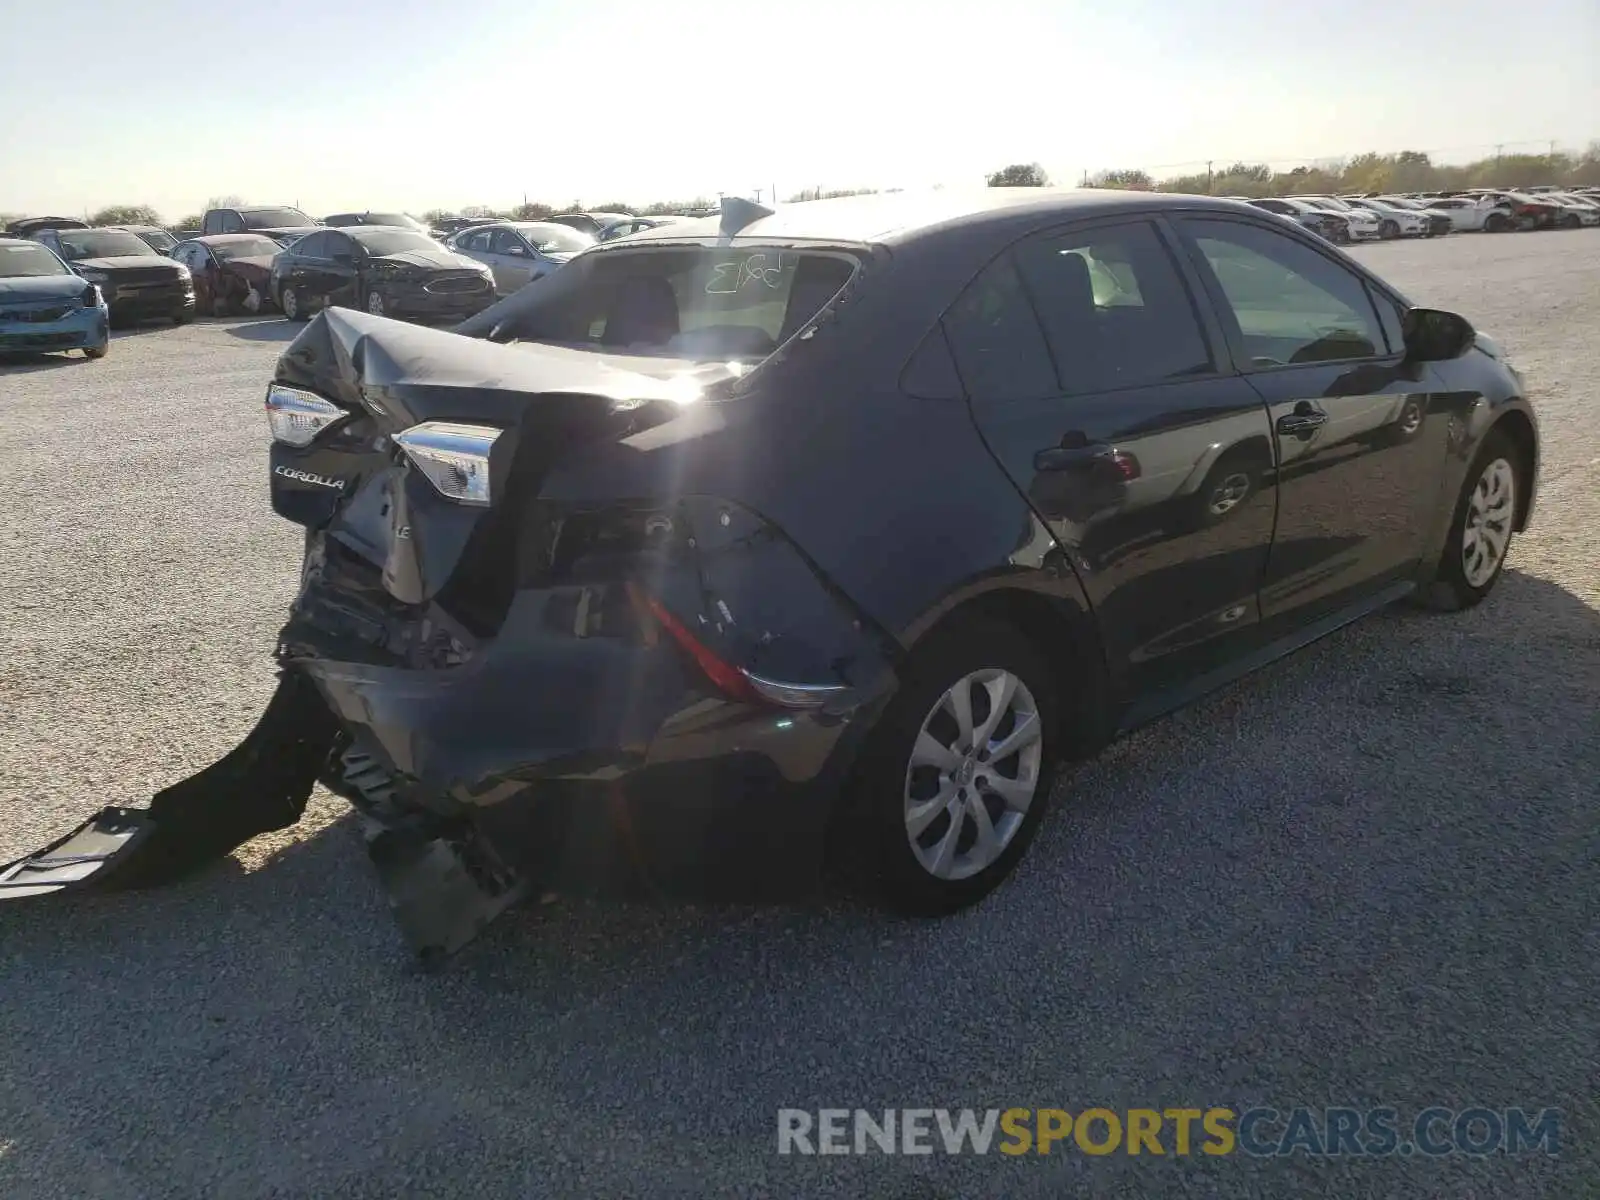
281,284,306,322
1484,212,1511,233
1415,430,1520,611
365,290,385,316
1379,219,1399,240
82,342,108,360
830,618,1061,915
1562,214,1581,229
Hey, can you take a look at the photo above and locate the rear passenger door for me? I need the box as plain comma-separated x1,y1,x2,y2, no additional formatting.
1173,215,1450,624
953,216,1277,700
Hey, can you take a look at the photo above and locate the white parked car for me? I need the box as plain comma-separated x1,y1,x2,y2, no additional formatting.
1339,198,1430,239
1416,194,1507,232
1296,197,1383,240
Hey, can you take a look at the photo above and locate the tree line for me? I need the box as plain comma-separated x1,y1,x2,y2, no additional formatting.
986,144,1600,197
7,145,1597,233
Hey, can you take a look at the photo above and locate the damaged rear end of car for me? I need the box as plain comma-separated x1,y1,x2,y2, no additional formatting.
5,227,892,962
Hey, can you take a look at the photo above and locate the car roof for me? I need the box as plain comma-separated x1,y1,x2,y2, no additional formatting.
622,187,1253,247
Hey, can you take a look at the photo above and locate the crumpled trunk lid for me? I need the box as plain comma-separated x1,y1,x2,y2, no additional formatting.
269,308,730,649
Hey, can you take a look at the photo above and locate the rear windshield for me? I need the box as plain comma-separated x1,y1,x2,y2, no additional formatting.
54,230,158,260
495,245,859,363
0,243,70,277
242,207,314,229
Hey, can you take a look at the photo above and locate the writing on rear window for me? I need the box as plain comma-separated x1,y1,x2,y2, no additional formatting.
705,253,788,294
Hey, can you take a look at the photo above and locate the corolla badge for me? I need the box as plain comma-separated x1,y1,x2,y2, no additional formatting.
274,465,346,490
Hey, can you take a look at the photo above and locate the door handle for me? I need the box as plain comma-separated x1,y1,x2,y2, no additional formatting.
1276,405,1328,437
1034,442,1114,472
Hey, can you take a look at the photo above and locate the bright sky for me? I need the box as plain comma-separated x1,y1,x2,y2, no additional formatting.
3,0,1595,220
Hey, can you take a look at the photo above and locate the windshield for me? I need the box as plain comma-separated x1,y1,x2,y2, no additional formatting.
241,207,314,229
1309,197,1355,211
214,236,282,262
0,242,71,277
348,229,441,256
54,230,158,260
492,245,859,363
515,223,596,255
133,229,178,250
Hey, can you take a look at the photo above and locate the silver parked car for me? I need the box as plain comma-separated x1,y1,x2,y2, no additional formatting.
446,221,596,295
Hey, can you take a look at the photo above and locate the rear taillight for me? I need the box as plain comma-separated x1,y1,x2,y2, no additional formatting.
642,591,849,709
393,421,502,506
265,384,346,446
1110,450,1141,480
644,594,762,703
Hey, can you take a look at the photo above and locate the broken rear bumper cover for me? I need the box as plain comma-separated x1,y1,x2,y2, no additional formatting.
297,621,871,905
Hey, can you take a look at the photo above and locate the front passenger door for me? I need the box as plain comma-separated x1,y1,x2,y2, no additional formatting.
1175,216,1451,624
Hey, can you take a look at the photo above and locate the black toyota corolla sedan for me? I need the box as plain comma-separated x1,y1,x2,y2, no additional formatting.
5,191,1538,963
270,225,497,324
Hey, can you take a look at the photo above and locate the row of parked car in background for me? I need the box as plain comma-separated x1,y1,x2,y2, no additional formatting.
4,184,1597,361
1239,185,1600,244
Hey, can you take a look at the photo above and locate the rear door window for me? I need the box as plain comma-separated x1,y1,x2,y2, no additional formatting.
1011,220,1215,394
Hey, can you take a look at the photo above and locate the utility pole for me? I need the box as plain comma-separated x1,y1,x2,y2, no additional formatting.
1206,161,1214,195
754,187,763,204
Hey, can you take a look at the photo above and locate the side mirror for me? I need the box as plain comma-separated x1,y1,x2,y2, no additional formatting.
1403,307,1475,362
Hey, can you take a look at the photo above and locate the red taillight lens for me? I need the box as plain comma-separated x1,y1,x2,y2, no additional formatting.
1110,450,1141,480
643,594,762,703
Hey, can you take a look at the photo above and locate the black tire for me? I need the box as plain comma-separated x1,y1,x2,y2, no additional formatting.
82,342,108,360
1562,214,1581,229
1484,211,1510,233
1379,219,1399,240
1414,429,1520,612
829,618,1061,916
172,305,195,326
281,284,307,322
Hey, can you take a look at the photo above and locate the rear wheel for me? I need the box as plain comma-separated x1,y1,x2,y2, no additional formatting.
831,618,1061,915
365,290,385,316
1415,429,1520,611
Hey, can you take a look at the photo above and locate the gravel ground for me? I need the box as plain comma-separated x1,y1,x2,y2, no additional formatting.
1,232,1596,1199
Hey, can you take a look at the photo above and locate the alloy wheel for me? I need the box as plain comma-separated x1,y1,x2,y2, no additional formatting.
1462,458,1515,588
1208,472,1253,516
1399,400,1424,436
281,287,299,320
903,669,1043,881
367,291,384,316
